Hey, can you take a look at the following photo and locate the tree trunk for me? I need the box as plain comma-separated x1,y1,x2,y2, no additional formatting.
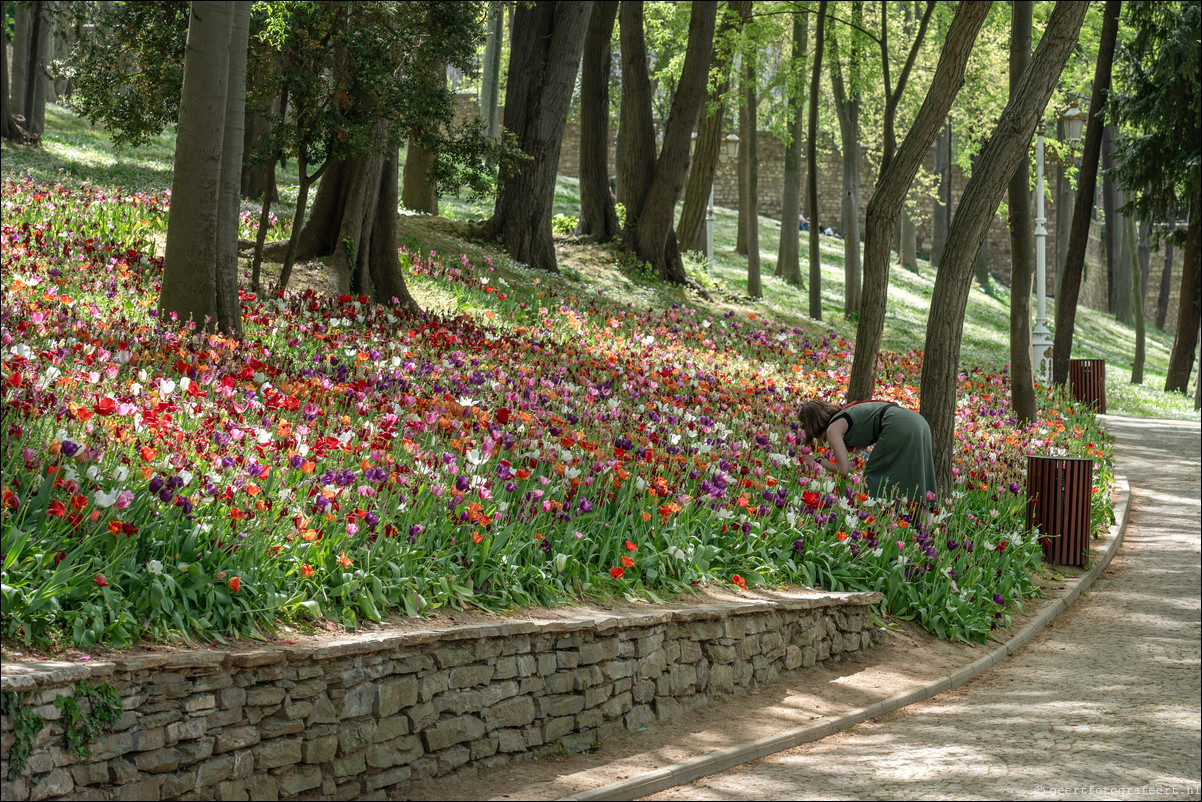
1165,193,1201,392
1137,219,1150,300
475,1,592,272
806,0,827,320
23,0,44,138
848,0,991,403
614,84,627,205
736,98,748,256
879,0,935,177
901,207,917,270
480,2,504,139
931,118,951,268
1101,123,1119,314
10,3,30,135
775,13,807,285
920,0,1087,494
402,61,446,215
1052,0,1120,387
1054,114,1075,292
577,0,620,244
678,4,743,254
1,12,16,140
622,0,717,284
1112,187,1133,323
241,94,278,202
1007,0,1035,425
160,1,236,332
1127,213,1146,384
1155,215,1174,330
743,4,761,298
214,2,249,336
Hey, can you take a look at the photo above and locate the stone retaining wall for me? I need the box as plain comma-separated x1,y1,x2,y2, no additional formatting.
1,591,881,801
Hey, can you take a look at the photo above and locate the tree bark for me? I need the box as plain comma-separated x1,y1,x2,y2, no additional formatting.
736,97,749,255
829,7,861,312
1101,123,1120,315
1,12,16,140
920,0,1087,494
1053,114,1075,292
1007,0,1035,425
215,1,249,337
1137,219,1150,299
1165,193,1200,392
678,3,743,254
622,0,717,284
1052,0,1120,387
1155,215,1174,330
480,2,504,139
23,0,45,138
159,1,234,332
1126,213,1145,384
475,1,592,273
848,0,992,403
1112,186,1133,323
577,1,620,244
931,118,951,268
743,4,761,298
775,12,807,285
241,92,278,202
901,208,917,270
806,0,828,319
402,61,446,215
10,3,30,135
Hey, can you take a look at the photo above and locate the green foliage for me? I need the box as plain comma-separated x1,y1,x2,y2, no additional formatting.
62,1,190,149
1,691,45,780
552,213,579,235
1109,0,1201,242
55,684,123,761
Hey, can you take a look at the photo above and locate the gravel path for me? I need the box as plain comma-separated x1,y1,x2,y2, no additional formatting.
644,415,1201,802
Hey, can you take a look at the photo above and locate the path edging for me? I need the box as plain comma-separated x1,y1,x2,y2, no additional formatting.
565,474,1133,801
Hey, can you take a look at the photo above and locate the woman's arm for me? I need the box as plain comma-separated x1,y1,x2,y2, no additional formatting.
804,418,852,476
824,418,852,476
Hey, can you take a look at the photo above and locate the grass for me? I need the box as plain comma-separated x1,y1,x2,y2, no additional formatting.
4,102,1197,421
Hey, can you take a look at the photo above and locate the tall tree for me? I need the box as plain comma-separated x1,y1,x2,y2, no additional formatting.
878,0,936,176
742,2,762,298
1052,0,1120,388
931,118,951,268
1101,124,1132,321
1,9,16,140
620,0,717,283
577,1,621,244
159,1,249,335
679,3,746,254
1155,216,1175,330
1126,213,1146,384
479,1,504,139
805,0,828,319
847,0,992,403
1053,114,1075,290
402,61,447,215
828,3,862,313
920,0,1088,493
1109,0,1201,394
476,1,592,272
1007,0,1036,425
774,10,808,286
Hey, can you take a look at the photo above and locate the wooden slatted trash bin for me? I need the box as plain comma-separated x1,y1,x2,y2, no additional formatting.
1068,358,1106,413
1026,456,1095,566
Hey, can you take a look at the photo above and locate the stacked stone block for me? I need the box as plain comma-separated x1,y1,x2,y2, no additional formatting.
1,592,881,800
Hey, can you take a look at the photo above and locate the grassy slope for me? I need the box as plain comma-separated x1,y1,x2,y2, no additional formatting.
3,104,1197,421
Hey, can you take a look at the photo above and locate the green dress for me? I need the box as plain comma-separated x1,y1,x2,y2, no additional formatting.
830,401,938,504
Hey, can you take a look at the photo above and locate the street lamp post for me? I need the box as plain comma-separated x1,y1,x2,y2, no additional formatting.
1033,105,1085,381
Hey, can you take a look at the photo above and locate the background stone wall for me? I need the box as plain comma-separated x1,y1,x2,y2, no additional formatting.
1,592,881,801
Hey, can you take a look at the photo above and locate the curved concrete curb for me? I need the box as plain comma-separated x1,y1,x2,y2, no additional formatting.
565,475,1134,802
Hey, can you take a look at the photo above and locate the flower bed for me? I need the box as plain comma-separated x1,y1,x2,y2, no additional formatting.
0,175,1114,648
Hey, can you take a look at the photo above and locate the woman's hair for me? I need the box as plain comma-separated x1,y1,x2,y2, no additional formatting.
798,399,841,444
